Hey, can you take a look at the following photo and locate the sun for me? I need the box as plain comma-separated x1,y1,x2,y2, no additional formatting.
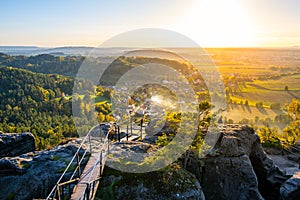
174,0,259,47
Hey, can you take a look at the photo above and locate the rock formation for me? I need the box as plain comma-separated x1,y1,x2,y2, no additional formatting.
0,132,35,158
97,141,206,200
1,125,299,199
98,125,299,200
198,125,289,200
280,172,300,199
0,139,88,200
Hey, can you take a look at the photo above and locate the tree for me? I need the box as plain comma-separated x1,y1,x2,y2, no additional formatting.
98,112,105,123
285,86,289,91
256,101,263,108
270,103,281,110
227,118,234,124
183,101,212,169
257,126,281,148
283,99,300,145
255,116,259,124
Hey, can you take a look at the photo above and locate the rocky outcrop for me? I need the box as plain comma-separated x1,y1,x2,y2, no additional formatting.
0,139,89,200
97,141,205,200
0,132,35,158
250,131,288,199
97,168,205,200
198,125,288,200
280,172,300,200
1,125,298,199
201,155,263,200
99,125,296,199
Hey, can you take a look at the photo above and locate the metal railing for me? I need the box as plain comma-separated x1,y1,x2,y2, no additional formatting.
46,125,110,200
80,134,110,200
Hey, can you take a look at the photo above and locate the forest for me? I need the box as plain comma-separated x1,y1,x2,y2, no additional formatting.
0,52,83,76
0,66,113,150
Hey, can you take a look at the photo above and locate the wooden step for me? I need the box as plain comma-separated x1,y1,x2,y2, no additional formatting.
70,152,101,200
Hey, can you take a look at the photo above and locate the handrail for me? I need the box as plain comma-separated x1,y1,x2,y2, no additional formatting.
46,124,102,200
82,132,110,199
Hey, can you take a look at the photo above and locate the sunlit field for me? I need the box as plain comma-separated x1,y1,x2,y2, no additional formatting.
205,48,300,124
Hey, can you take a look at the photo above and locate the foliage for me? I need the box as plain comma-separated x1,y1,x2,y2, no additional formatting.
0,66,113,150
256,99,300,149
283,99,300,146
257,126,282,149
156,133,175,147
0,53,83,77
0,67,77,149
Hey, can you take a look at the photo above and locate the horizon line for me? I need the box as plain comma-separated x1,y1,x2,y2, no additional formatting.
0,45,299,49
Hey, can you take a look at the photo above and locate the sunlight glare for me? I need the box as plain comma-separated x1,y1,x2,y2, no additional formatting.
175,0,259,47
151,95,163,104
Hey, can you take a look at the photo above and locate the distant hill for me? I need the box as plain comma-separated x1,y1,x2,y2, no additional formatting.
0,46,131,56
0,52,83,76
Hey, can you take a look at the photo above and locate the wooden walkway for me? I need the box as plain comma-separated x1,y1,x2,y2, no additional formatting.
46,122,144,200
70,152,101,200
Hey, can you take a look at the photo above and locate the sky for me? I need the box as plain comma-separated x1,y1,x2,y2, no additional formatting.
0,0,299,47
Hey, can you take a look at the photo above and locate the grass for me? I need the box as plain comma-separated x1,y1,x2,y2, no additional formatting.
226,104,282,123
227,73,300,110
224,73,299,123
254,76,300,91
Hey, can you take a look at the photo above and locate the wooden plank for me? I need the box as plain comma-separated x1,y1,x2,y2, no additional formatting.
70,152,101,200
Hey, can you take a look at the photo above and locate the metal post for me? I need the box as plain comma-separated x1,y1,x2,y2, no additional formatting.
100,151,103,165
107,137,110,153
114,124,117,141
85,184,90,200
76,154,81,177
89,134,92,154
126,125,129,141
130,115,133,136
140,119,143,139
91,182,95,199
118,125,120,142
68,184,71,197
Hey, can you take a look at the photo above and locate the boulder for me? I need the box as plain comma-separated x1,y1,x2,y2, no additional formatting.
202,155,263,200
280,172,300,200
0,139,89,200
199,125,288,200
0,132,35,158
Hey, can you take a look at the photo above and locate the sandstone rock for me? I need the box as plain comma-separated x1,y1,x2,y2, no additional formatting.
280,171,300,200
202,155,263,200
199,125,288,200
97,166,205,200
250,132,288,199
0,132,35,158
0,139,89,200
98,141,205,199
